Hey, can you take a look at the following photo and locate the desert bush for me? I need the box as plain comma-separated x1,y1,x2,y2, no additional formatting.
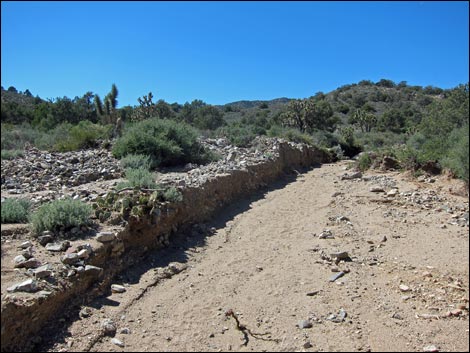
113,118,212,167
162,187,183,203
217,123,258,147
1,198,31,223
442,125,469,184
1,149,24,160
356,153,372,172
120,154,151,170
1,122,40,150
30,198,92,234
116,168,157,190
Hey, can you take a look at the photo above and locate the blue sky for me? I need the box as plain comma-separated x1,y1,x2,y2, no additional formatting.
1,1,469,106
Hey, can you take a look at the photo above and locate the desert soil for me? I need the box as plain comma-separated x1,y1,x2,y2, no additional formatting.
7,161,470,352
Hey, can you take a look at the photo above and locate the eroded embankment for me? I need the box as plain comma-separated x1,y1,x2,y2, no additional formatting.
1,141,331,352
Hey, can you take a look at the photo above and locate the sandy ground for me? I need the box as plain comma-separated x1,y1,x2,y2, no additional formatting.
7,161,469,352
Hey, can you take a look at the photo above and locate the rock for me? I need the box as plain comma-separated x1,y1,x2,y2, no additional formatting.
399,284,411,292
19,241,33,249
38,234,54,246
20,258,42,269
120,327,131,334
34,264,53,278
306,290,320,296
297,320,313,329
79,307,93,318
7,278,39,293
77,249,90,259
101,319,116,336
369,186,385,193
303,342,313,349
319,229,334,239
84,265,103,276
327,309,347,323
423,345,439,352
381,156,400,170
329,271,345,282
13,255,27,266
340,171,362,180
387,189,399,197
61,253,79,265
330,251,350,261
46,241,70,252
96,232,115,243
111,338,124,347
111,284,126,293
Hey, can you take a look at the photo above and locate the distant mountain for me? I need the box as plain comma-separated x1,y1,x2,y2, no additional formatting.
220,97,292,110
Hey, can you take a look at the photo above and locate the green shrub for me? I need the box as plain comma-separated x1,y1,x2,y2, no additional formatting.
30,198,92,234
116,167,157,190
120,154,151,170
1,122,40,150
113,118,212,168
1,198,31,223
217,123,258,147
267,125,314,145
442,125,469,184
356,153,372,172
53,120,112,151
1,149,24,160
162,187,183,203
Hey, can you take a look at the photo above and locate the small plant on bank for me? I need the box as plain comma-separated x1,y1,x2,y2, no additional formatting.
356,153,372,172
162,187,183,203
30,198,92,234
116,167,157,190
1,198,31,223
1,149,24,160
120,154,152,170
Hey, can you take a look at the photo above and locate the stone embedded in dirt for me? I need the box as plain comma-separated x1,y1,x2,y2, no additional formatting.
387,189,399,197
18,241,33,249
38,234,54,246
46,241,70,252
329,271,345,282
306,290,320,296
423,345,439,352
340,171,362,180
19,258,42,269
111,284,127,293
84,265,103,276
77,249,90,259
79,307,93,318
319,229,334,239
111,338,125,347
303,341,313,348
330,251,350,261
101,319,117,336
369,186,385,193
96,232,116,243
399,284,411,292
13,255,27,266
120,327,131,334
33,264,53,278
297,320,313,329
7,278,39,293
61,253,79,265
326,309,347,323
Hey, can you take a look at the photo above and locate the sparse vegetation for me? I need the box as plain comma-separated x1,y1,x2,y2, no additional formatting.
2,80,468,186
30,198,92,234
1,198,31,223
116,168,157,190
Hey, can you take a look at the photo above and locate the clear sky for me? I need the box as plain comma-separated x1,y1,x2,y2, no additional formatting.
1,1,469,106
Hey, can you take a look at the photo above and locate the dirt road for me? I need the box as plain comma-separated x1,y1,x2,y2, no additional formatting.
43,161,469,352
